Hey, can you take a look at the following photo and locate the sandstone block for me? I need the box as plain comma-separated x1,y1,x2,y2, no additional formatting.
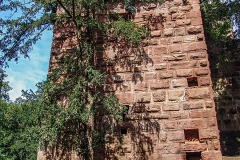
202,108,216,118
168,90,185,101
180,142,207,152
205,101,215,108
187,26,202,34
169,61,197,70
171,36,183,43
163,102,180,111
197,34,204,41
155,63,168,70
167,131,185,142
141,65,154,71
165,121,177,130
175,19,191,26
158,70,174,79
136,93,151,103
152,56,162,64
163,54,186,62
173,0,183,5
169,44,182,53
150,38,158,45
150,80,170,90
112,74,124,82
163,28,174,36
172,78,188,88
153,46,168,55
188,0,200,4
171,111,188,119
145,72,157,81
160,37,171,44
153,91,166,102
115,66,131,73
161,154,185,160
201,151,222,160
199,60,208,67
186,88,210,100
189,52,206,60
124,73,133,81
146,104,162,112
199,128,219,140
117,82,131,92
182,41,207,52
117,93,134,104
186,11,201,18
199,77,211,86
183,101,204,110
194,68,209,76
172,13,185,20
167,143,181,153
184,35,196,42
151,30,161,37
104,83,117,92
178,119,208,129
191,17,203,25
179,5,192,11
189,110,202,118
134,82,148,91
207,117,217,127
159,132,167,142
176,69,193,77
163,21,175,28
212,140,221,150
170,7,178,13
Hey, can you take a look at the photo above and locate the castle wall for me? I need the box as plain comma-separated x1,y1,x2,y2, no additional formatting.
41,0,222,159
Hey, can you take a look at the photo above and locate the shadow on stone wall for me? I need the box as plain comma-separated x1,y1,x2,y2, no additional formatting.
209,40,240,156
220,131,240,156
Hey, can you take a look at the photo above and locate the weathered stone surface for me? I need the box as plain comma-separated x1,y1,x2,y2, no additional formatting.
153,91,166,102
186,88,211,100
201,151,222,160
45,1,221,159
168,90,185,101
150,80,170,89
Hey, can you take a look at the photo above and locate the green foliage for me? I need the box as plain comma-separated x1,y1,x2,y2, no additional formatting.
0,72,12,101
0,89,41,160
201,0,240,68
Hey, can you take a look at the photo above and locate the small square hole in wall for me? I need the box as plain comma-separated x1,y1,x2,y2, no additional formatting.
121,128,127,134
186,152,201,160
187,77,198,87
184,129,199,142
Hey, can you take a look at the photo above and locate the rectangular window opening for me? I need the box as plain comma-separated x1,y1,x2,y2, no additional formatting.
184,129,199,142
187,77,198,87
121,128,127,134
186,152,201,160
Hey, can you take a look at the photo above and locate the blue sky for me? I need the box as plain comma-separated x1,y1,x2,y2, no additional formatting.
5,30,53,100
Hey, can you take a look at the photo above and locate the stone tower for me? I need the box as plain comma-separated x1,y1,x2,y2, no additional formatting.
40,0,222,159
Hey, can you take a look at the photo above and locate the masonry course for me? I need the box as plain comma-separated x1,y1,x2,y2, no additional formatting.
39,0,222,159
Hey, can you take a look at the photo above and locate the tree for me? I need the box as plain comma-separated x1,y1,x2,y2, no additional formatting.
201,0,240,68
0,88,42,160
1,0,150,159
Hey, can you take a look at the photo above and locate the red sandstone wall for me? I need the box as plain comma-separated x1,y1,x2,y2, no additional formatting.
40,0,222,159
96,0,222,159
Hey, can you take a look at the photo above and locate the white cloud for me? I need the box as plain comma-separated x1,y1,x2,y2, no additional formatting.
5,30,53,100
